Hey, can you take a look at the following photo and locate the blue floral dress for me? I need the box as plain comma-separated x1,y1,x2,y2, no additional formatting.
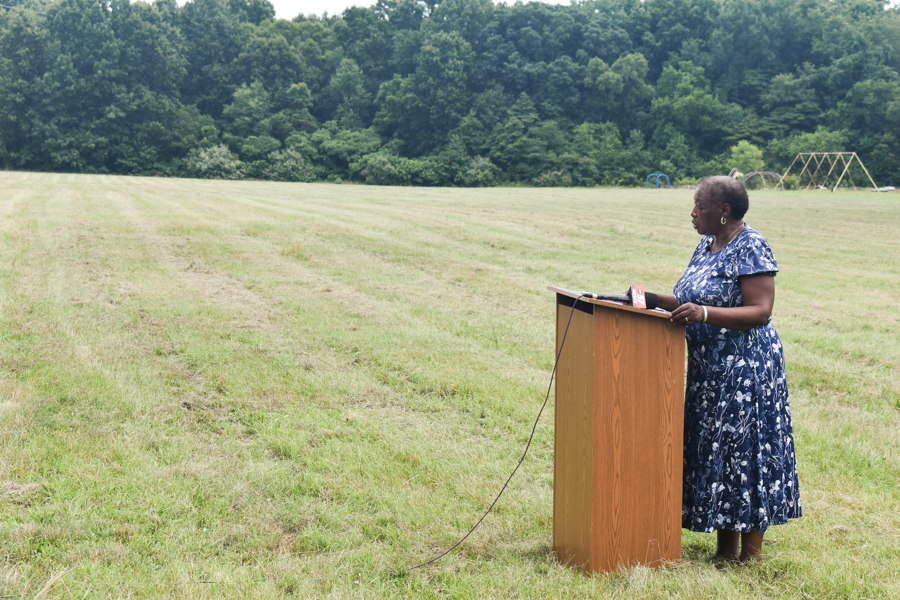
674,226,801,533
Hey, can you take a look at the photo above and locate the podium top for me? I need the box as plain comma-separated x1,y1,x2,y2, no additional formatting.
547,285,673,319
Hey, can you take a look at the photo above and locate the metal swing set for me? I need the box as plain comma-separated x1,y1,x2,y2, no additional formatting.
776,152,880,192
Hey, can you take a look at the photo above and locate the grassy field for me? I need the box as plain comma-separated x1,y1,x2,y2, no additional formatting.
0,173,897,599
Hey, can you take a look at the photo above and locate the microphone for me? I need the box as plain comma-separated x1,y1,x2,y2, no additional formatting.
579,292,629,302
579,290,660,310
628,285,660,310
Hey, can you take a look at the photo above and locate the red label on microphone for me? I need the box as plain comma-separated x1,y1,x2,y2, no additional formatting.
630,285,646,309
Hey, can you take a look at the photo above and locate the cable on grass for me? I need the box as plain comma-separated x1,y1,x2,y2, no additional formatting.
408,294,586,570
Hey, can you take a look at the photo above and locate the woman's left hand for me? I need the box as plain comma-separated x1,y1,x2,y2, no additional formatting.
670,302,704,326
671,276,774,330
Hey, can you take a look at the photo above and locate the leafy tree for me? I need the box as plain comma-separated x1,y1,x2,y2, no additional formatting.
357,153,399,185
759,68,821,139
488,94,550,180
0,9,56,168
649,61,740,164
569,121,626,185
374,0,425,30
179,0,246,114
313,125,382,178
188,144,245,179
264,148,315,181
833,79,900,181
705,0,814,105
233,30,305,95
577,0,633,63
285,132,319,160
448,111,488,156
323,58,371,128
279,82,319,133
656,128,699,180
583,52,651,129
374,31,473,154
1,0,900,185
425,0,493,51
223,81,273,140
616,129,654,185
241,135,281,161
110,0,187,97
534,55,583,120
437,134,473,185
373,75,420,145
471,86,514,132
228,0,275,25
411,32,475,141
338,5,396,86
30,0,125,171
765,126,847,172
463,156,499,186
626,0,719,78
729,140,765,173
532,169,572,187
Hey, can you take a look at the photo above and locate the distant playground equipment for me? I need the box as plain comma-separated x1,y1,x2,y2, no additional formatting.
646,173,669,188
727,167,784,189
741,171,784,189
776,152,879,192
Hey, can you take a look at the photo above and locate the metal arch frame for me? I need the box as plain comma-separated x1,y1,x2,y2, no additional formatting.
776,152,880,192
740,171,783,189
645,173,669,189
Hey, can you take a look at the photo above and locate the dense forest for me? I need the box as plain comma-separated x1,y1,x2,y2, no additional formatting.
0,0,898,186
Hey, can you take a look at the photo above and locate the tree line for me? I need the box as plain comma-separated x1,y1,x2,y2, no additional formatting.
1,0,898,187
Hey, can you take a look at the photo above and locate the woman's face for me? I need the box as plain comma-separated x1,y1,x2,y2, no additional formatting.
690,192,724,236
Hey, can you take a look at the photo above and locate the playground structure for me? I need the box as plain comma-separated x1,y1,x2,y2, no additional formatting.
646,173,669,188
776,152,879,192
740,171,783,189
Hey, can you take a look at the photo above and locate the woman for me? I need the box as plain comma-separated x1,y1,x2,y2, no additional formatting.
650,176,802,562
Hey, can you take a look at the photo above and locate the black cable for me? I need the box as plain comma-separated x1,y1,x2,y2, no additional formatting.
408,293,586,570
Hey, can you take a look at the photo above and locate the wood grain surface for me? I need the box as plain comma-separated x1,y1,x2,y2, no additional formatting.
592,304,685,571
553,293,685,574
553,300,595,570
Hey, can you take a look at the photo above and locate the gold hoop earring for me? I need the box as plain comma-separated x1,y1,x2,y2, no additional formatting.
721,216,727,225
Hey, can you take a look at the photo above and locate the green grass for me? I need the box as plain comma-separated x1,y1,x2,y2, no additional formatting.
0,173,897,598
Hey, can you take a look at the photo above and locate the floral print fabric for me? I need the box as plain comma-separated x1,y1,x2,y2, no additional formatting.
674,226,801,533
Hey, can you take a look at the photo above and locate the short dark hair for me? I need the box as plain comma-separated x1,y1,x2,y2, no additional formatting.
696,176,749,220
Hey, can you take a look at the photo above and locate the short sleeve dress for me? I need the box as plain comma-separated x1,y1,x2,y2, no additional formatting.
673,225,801,533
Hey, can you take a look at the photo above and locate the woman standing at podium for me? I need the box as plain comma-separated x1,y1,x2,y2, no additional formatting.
650,176,802,563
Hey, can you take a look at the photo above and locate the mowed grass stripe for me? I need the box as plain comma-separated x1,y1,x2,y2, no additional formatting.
0,180,512,592
128,183,570,390
109,182,548,536
135,184,696,361
0,173,897,598
137,186,548,393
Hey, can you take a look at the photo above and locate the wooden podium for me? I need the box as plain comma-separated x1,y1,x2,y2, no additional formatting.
548,286,685,574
